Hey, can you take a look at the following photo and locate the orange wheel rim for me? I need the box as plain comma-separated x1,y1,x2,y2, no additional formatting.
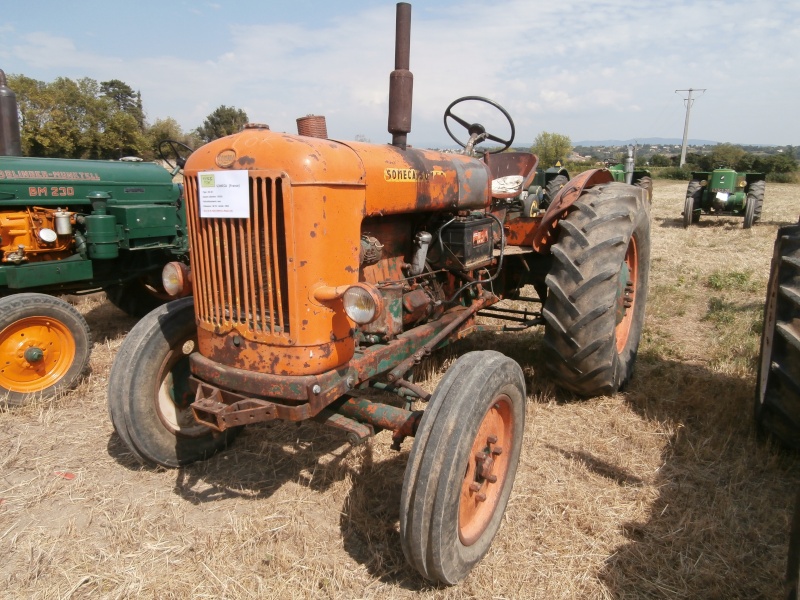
459,394,514,546
0,316,76,393
153,337,208,437
615,236,639,354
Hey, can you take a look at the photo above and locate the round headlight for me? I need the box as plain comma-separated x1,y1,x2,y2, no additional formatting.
342,285,382,324
162,262,190,297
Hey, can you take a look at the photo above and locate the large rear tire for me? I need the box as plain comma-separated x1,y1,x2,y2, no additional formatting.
754,224,800,449
683,180,702,227
107,297,237,467
543,182,650,396
743,193,756,229
400,351,525,584
0,293,91,405
634,176,653,203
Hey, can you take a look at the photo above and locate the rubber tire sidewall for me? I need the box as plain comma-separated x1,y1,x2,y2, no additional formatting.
400,350,526,584
0,293,91,405
110,297,235,467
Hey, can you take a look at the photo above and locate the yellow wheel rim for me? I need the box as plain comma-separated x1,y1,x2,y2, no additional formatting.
0,316,76,393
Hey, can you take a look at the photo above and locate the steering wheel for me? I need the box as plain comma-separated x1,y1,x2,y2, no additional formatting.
443,96,515,154
158,140,193,170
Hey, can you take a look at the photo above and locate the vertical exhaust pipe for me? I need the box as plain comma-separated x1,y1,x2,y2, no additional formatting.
0,69,22,156
388,2,413,150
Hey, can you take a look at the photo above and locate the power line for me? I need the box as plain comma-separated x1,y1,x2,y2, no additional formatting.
675,88,706,166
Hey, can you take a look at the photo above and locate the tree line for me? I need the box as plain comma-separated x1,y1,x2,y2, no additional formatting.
7,74,249,160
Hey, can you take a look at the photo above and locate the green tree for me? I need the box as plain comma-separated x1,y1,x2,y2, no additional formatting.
649,153,671,167
144,118,200,161
101,79,144,130
709,143,745,169
531,131,571,167
8,73,148,159
195,105,249,142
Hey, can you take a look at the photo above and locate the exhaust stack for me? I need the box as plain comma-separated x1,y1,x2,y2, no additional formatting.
0,69,22,156
388,2,413,150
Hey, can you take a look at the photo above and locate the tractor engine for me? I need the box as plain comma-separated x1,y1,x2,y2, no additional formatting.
0,207,75,264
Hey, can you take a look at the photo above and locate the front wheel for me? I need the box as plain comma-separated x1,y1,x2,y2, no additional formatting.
107,297,237,467
543,182,650,396
0,293,91,405
683,180,702,227
400,351,526,584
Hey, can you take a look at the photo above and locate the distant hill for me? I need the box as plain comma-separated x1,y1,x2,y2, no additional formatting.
574,138,719,147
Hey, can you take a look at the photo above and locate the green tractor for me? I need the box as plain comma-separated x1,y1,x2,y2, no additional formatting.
517,163,570,216
604,146,653,202
683,168,766,229
0,69,191,404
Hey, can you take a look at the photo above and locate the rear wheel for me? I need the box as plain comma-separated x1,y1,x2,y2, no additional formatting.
683,180,702,227
108,297,237,467
543,174,568,208
400,351,525,584
634,176,653,203
0,293,91,405
543,182,650,396
754,224,800,449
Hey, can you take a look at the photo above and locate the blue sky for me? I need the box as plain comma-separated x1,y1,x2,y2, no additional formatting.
2,0,798,147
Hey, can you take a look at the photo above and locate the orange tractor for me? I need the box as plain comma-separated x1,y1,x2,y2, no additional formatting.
108,3,651,584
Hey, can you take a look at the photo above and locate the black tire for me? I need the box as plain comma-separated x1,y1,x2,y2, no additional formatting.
543,174,568,207
634,176,653,203
788,489,800,600
683,180,702,227
542,182,650,396
105,277,171,319
0,293,91,405
108,297,237,467
754,224,800,450
743,193,756,229
400,351,526,584
747,179,766,223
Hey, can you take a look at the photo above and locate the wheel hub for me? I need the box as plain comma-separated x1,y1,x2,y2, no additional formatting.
469,435,503,502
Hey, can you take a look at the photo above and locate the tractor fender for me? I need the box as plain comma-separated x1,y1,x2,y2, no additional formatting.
531,168,614,253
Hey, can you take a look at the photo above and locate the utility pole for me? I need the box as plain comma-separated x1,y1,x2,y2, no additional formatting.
675,88,706,167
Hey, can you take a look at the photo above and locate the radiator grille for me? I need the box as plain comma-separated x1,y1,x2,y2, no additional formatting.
185,173,290,338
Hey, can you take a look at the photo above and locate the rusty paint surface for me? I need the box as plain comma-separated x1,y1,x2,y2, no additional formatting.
531,169,613,253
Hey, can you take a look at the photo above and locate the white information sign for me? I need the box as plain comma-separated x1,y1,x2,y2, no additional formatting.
198,170,250,218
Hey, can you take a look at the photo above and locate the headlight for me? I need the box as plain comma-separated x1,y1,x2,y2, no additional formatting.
162,262,192,297
342,284,383,324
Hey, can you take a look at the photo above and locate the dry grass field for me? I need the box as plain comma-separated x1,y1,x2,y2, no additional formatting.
2,179,800,599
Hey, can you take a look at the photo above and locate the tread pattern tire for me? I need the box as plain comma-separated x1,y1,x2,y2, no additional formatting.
542,182,650,396
400,350,525,584
543,174,569,207
634,176,653,203
0,293,91,405
108,297,237,467
683,180,702,228
747,179,766,223
754,224,800,450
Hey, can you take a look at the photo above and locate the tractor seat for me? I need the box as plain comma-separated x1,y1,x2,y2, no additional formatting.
486,152,539,199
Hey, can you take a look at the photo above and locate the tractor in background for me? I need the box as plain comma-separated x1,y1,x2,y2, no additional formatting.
605,145,653,202
683,167,766,228
108,2,651,584
0,69,192,404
